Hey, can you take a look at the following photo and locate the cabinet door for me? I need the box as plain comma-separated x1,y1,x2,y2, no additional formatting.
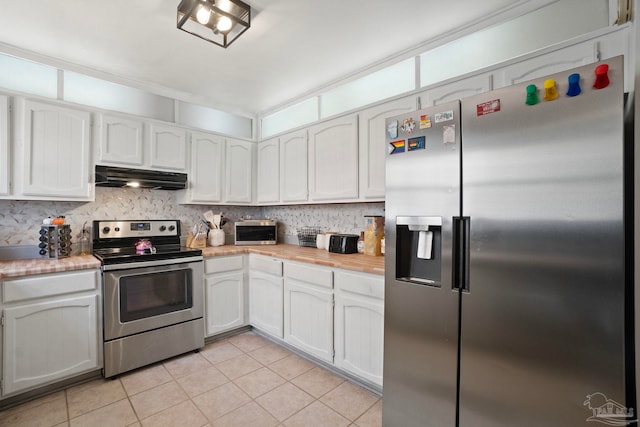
205,271,245,336
280,130,308,202
3,294,99,396
249,271,284,338
22,100,91,198
225,139,254,203
256,137,280,204
419,73,492,107
148,123,187,171
309,115,359,201
334,294,384,386
99,114,143,166
284,279,333,362
494,42,596,88
0,95,9,196
189,131,224,203
359,97,416,200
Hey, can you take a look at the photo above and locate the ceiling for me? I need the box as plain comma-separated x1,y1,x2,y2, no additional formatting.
0,1,542,116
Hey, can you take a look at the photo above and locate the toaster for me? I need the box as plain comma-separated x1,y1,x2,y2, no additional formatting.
328,234,359,254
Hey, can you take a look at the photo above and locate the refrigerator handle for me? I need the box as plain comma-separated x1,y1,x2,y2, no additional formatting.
452,217,470,292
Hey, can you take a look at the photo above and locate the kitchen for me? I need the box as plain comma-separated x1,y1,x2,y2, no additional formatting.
0,0,637,426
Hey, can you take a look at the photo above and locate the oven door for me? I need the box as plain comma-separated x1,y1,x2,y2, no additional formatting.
103,259,204,341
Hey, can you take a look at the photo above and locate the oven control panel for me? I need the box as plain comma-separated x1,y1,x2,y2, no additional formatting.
95,220,179,239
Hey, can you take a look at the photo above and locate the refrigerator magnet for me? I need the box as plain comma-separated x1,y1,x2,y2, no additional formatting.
420,115,432,129
387,120,398,139
435,111,454,123
408,136,426,151
443,125,456,144
476,99,501,116
389,140,406,154
401,117,415,134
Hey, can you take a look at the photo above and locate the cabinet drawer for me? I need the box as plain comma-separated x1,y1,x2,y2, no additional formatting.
3,269,99,303
205,255,244,274
250,255,282,276
335,270,384,300
284,262,332,289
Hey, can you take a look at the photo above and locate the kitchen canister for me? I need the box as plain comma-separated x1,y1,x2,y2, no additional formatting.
208,229,225,246
316,233,326,249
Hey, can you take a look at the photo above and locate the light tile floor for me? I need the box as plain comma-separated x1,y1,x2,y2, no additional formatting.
0,331,382,427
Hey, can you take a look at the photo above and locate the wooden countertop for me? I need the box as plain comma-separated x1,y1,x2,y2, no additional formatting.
0,244,385,279
0,255,101,279
201,244,385,275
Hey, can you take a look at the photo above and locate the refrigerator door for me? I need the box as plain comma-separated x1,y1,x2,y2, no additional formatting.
383,101,461,426
460,57,626,426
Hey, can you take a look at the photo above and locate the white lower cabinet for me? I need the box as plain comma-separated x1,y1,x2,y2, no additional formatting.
204,255,247,336
1,269,101,397
284,262,334,363
334,271,384,387
249,255,284,338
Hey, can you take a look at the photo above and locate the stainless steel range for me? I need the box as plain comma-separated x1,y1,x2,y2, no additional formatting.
92,220,204,378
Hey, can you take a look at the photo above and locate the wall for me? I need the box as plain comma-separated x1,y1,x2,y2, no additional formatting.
0,188,384,250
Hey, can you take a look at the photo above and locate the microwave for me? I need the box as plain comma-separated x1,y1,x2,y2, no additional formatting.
234,220,277,245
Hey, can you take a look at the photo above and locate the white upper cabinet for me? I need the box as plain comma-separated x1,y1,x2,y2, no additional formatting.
185,131,224,203
21,100,91,199
280,129,308,203
419,73,492,107
0,95,9,196
225,138,254,203
358,96,416,200
148,122,187,171
98,114,143,166
256,137,280,204
308,115,359,201
494,41,596,88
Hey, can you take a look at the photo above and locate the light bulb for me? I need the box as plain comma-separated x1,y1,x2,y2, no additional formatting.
196,6,211,25
126,181,140,188
217,16,232,32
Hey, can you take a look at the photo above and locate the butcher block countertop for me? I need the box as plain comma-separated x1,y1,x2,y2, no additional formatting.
202,244,385,275
0,255,101,279
0,245,385,279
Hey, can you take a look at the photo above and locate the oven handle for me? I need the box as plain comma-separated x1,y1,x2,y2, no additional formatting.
102,256,203,271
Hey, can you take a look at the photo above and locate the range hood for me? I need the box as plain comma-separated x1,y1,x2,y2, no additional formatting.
95,165,187,190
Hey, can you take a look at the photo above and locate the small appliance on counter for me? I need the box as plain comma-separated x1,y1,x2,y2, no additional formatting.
328,234,359,254
235,219,277,245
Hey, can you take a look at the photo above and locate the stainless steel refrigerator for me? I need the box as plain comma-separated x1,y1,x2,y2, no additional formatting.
383,56,634,426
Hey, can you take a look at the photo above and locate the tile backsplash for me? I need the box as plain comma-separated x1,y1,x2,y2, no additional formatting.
0,187,384,250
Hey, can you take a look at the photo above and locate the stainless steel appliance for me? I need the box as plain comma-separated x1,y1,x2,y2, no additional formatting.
383,57,634,426
234,219,277,245
92,220,204,378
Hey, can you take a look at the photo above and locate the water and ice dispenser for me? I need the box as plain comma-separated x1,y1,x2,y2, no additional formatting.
395,216,442,286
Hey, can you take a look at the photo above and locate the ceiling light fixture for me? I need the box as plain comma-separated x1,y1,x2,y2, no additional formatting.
177,0,251,48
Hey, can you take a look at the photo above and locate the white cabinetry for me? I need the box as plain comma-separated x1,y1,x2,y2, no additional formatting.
0,95,9,196
98,114,143,166
334,270,384,387
284,262,334,363
358,97,416,200
21,100,92,200
183,131,224,203
249,255,283,338
148,122,187,171
225,139,254,203
418,73,492,107
494,42,596,88
204,255,247,336
281,130,308,203
256,138,280,204
1,269,101,397
308,115,358,201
